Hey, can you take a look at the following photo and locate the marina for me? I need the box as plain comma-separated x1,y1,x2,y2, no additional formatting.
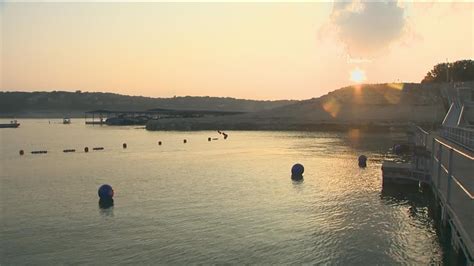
84,109,245,126
0,120,448,264
2,2,473,264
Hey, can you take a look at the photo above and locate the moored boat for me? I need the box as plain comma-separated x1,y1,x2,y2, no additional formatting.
0,120,20,128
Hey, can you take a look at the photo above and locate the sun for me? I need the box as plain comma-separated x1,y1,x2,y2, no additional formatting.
350,68,366,83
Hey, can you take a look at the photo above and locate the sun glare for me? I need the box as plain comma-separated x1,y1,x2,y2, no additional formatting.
350,68,366,83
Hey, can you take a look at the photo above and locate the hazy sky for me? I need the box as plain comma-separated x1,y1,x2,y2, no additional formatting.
1,1,473,100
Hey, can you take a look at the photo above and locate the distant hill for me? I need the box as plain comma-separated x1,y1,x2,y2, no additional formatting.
252,82,447,122
0,91,296,117
147,82,450,131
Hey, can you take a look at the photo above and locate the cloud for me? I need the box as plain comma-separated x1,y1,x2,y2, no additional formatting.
322,0,407,58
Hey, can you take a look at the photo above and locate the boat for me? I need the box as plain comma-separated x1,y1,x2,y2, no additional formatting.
63,118,71,124
0,120,20,128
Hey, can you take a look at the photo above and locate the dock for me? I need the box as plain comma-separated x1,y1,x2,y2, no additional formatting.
84,108,245,125
382,83,474,265
430,133,473,265
381,161,430,186
383,127,473,264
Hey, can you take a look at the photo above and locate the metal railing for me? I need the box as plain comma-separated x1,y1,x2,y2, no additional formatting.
414,126,429,147
441,126,474,151
431,137,474,259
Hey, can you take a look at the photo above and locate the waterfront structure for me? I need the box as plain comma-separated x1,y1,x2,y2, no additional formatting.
383,83,474,264
0,120,20,128
85,108,244,126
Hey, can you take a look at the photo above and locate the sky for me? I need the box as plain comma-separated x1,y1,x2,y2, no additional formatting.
1,1,473,100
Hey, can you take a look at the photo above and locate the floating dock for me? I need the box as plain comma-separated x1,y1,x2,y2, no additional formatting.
84,109,245,126
382,125,473,265
382,83,474,264
381,161,429,186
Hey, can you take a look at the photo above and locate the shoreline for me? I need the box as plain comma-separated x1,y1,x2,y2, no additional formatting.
0,116,437,133
146,119,437,132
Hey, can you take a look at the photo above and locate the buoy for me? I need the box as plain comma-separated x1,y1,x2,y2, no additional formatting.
183,139,187,144
158,141,162,146
358,155,367,168
93,147,104,151
208,137,211,142
98,184,114,200
291,163,304,180
84,147,89,153
63,149,76,153
31,151,47,154
123,143,127,149
19,150,24,156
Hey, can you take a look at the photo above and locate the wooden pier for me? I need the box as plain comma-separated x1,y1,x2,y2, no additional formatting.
382,126,474,264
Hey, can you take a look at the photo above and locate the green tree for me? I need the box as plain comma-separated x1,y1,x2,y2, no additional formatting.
422,59,474,83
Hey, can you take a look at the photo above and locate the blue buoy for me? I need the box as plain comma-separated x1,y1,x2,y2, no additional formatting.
291,163,304,180
98,184,114,200
358,155,367,168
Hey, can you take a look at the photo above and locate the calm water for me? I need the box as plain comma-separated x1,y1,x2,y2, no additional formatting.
1,119,443,264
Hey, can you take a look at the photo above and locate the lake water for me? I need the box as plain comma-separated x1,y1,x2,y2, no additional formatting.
1,119,443,264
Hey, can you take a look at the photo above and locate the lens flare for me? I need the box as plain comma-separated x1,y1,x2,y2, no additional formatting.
322,97,341,118
387,83,404,90
350,68,366,83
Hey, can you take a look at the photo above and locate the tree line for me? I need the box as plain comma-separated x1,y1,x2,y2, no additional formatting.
422,59,474,83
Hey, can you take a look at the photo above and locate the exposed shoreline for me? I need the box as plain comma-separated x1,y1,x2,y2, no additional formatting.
146,82,450,132
145,117,437,132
